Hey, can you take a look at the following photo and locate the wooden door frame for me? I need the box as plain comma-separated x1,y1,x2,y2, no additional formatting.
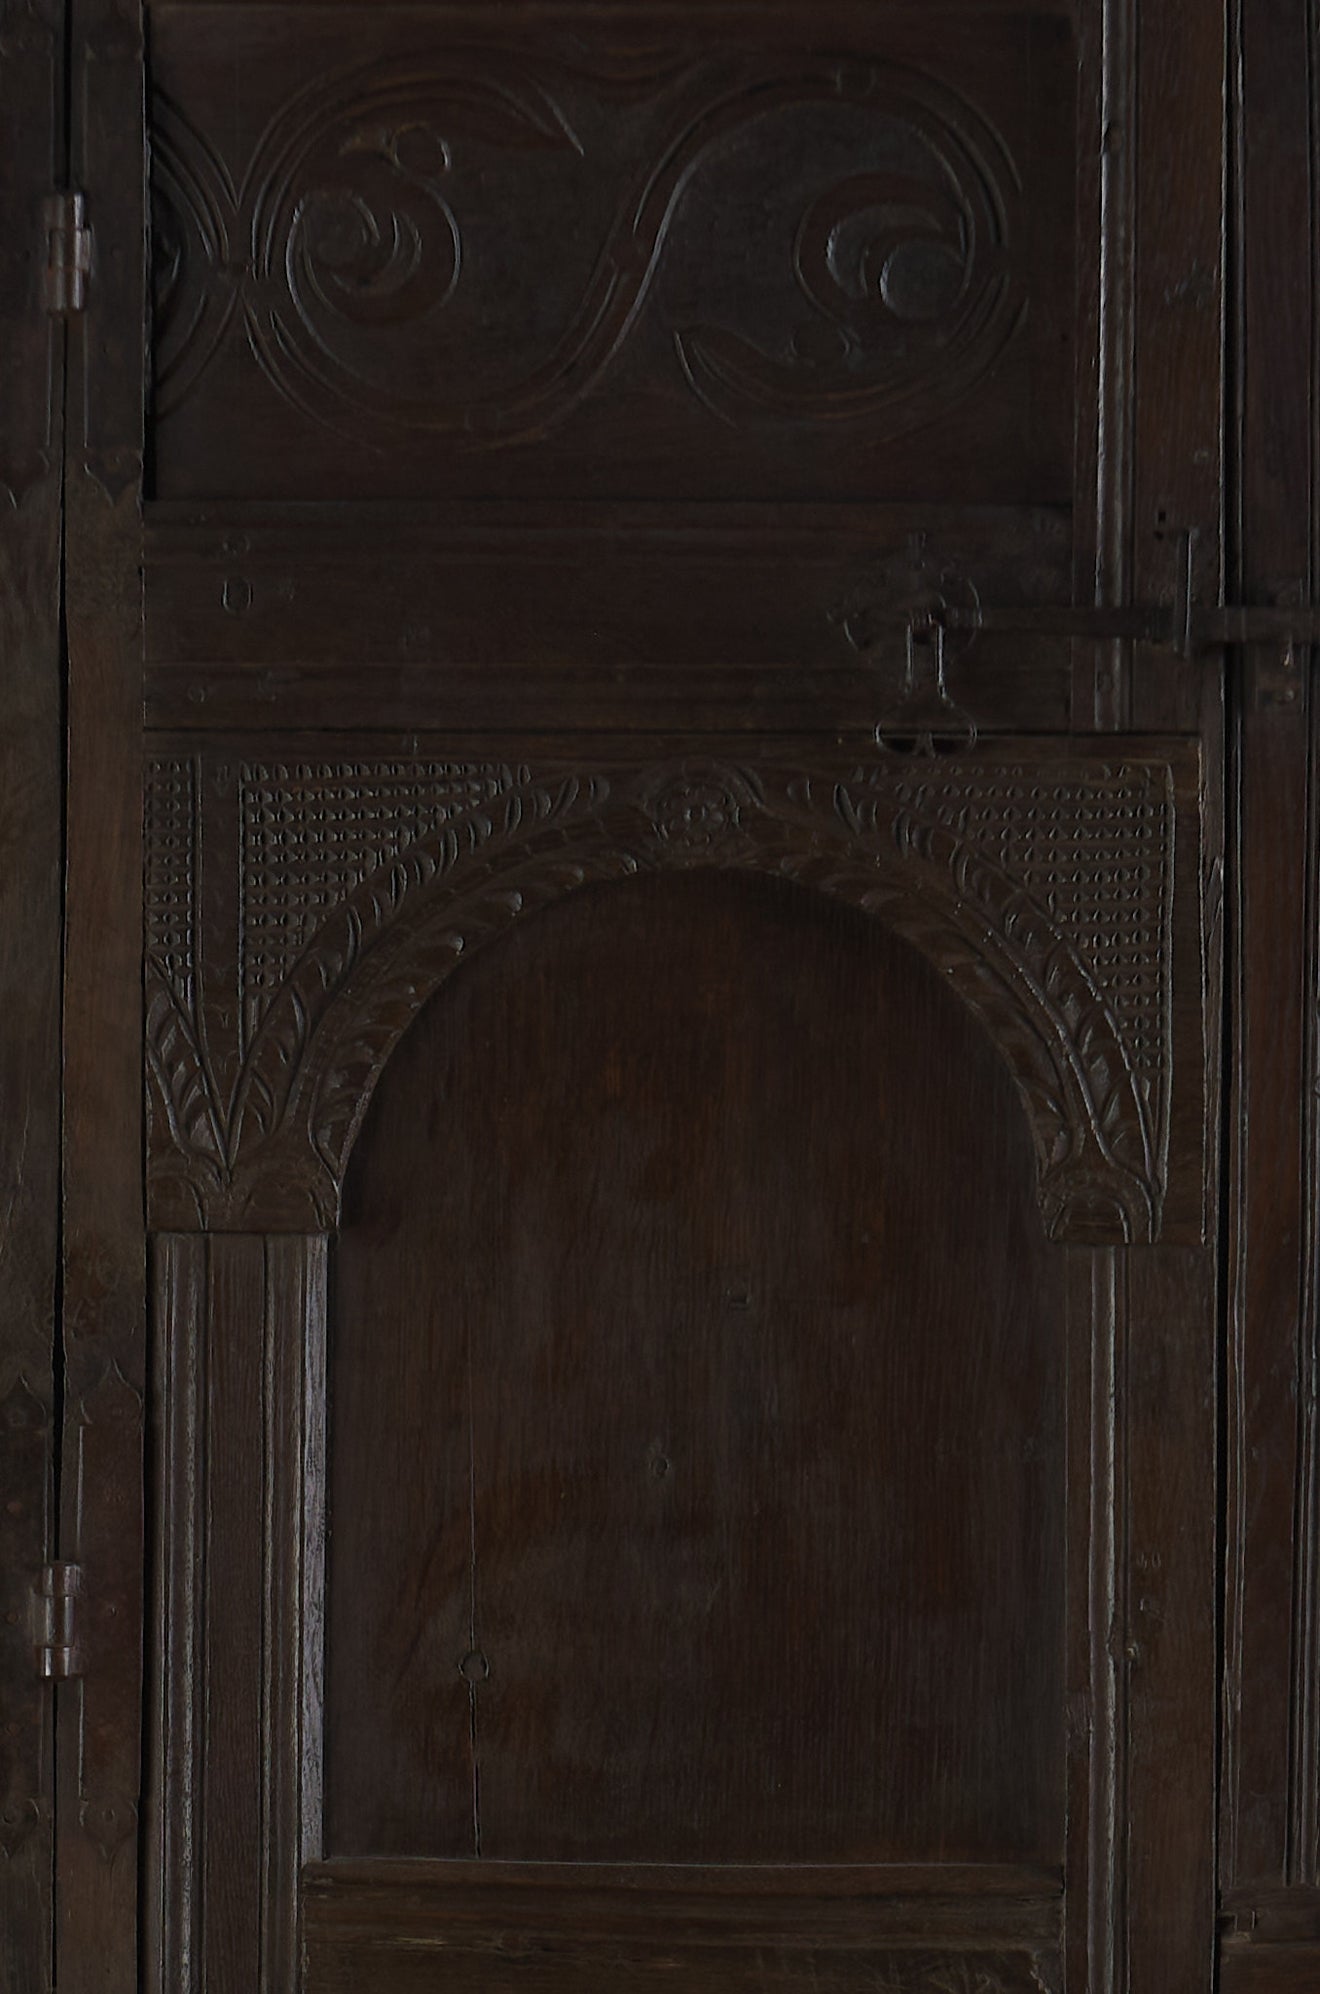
0,0,67,1984
56,0,146,1988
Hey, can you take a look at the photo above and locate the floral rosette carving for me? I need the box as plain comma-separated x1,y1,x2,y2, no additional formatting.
637,763,762,861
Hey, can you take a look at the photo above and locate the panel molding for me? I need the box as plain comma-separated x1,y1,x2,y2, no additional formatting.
144,744,1202,1243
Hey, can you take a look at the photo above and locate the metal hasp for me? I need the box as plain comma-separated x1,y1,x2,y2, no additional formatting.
43,192,91,314
34,1562,85,1679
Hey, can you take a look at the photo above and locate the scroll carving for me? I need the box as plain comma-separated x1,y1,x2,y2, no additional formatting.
146,753,1179,1243
150,47,1022,449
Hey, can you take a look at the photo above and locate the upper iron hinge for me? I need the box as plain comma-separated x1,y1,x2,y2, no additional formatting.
43,192,91,314
33,1562,85,1679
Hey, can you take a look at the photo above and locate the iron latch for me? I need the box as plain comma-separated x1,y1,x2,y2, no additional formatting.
34,1562,85,1679
868,534,1320,661
43,192,91,314
913,598,1320,656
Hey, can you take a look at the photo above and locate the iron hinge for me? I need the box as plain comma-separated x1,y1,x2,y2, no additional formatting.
33,1562,85,1679
43,192,91,314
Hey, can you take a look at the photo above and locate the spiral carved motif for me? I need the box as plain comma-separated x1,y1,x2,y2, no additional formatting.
151,49,1023,447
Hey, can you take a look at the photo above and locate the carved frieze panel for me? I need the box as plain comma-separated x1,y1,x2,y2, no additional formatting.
145,742,1204,1243
147,5,1075,501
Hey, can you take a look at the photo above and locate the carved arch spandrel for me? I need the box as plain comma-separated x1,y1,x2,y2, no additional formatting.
145,749,1198,1244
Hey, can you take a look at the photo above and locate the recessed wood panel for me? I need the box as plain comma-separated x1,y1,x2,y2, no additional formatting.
147,2,1076,504
325,868,1066,1865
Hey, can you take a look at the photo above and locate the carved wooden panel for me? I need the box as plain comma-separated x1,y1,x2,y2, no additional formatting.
146,3,1075,503
144,739,1206,1245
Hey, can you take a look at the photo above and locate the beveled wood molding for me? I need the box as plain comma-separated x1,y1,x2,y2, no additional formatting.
144,742,1205,1243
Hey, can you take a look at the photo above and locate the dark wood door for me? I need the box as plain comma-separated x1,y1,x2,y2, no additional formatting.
14,1,1319,1991
131,5,1220,1987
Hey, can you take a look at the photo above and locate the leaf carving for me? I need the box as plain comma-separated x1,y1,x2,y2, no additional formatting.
146,755,1179,1242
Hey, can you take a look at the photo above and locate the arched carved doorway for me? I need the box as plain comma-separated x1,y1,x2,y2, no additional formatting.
146,735,1208,1994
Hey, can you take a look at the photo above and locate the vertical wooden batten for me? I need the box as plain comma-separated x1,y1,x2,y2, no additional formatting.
1122,3,1225,1985
0,0,66,1980
1220,0,1319,1942
148,1233,328,1994
1063,1246,1127,1994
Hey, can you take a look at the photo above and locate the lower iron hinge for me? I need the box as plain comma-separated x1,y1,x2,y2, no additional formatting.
43,192,91,314
34,1562,85,1679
